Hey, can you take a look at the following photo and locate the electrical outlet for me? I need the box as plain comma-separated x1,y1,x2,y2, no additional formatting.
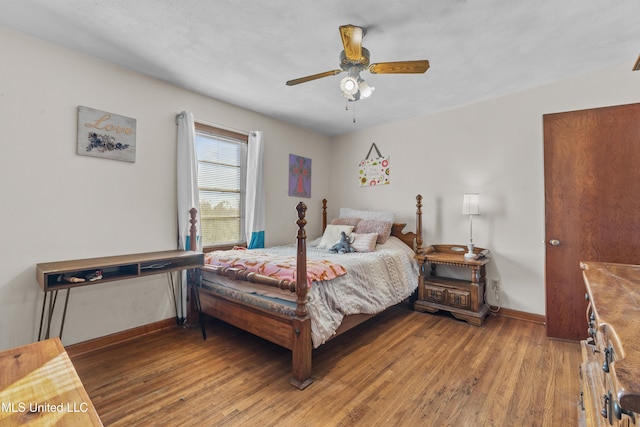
491,279,500,292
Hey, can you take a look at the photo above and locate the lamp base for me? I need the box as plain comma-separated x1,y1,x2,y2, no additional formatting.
464,243,476,259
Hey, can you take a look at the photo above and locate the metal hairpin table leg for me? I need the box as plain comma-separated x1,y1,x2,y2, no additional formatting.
38,289,71,341
38,291,50,341
58,289,71,339
190,269,206,340
167,272,182,325
44,290,57,340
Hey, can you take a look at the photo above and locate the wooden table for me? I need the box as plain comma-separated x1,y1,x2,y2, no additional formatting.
0,338,102,426
413,244,490,326
36,250,204,340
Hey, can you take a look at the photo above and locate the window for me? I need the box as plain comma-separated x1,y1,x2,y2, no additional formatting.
194,123,248,248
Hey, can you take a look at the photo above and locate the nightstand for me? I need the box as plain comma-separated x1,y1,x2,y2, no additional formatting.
413,244,490,326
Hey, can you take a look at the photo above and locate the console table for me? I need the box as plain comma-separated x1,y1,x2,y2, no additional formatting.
413,244,490,326
36,250,204,341
0,337,102,426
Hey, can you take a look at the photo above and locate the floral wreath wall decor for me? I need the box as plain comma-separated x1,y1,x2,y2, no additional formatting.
358,143,390,186
77,106,137,162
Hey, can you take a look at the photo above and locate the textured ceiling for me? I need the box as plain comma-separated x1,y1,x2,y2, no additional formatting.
1,0,639,136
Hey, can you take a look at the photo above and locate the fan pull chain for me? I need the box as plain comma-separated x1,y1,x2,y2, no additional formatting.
344,101,356,123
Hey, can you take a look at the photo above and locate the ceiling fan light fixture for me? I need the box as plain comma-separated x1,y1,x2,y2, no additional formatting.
358,79,375,99
286,24,429,106
340,75,359,98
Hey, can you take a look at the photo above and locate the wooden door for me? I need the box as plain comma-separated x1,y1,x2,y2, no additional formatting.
544,103,640,340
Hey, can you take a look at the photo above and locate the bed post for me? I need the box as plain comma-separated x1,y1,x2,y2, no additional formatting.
189,207,198,251
295,202,308,317
187,207,206,339
415,195,423,254
292,201,313,390
322,198,327,232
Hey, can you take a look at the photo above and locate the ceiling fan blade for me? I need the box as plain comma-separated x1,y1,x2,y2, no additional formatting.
286,70,342,86
369,60,430,74
339,25,364,62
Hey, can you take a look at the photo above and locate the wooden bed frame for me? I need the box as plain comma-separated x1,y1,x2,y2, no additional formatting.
189,195,423,389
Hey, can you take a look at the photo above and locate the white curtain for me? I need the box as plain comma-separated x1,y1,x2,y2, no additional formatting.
176,111,202,322
246,131,265,248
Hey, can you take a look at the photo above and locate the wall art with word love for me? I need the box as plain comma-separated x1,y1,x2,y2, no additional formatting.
77,106,137,162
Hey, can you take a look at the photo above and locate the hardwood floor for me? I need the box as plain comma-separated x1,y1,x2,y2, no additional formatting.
69,304,581,426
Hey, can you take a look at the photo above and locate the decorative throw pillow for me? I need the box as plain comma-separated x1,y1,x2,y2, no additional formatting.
339,207,395,223
350,233,378,252
354,220,393,244
330,217,362,227
317,224,355,249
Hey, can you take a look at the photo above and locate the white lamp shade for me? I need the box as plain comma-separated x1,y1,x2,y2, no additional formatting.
462,193,480,215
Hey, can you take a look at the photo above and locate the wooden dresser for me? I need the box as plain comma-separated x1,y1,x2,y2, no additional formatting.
0,337,102,426
580,262,640,426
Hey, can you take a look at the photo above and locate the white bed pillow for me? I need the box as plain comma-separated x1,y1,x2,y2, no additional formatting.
339,207,395,223
317,224,354,249
350,233,378,252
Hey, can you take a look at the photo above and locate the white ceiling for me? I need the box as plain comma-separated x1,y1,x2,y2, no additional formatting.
1,1,639,136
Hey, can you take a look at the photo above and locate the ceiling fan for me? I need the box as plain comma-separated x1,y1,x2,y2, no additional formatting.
286,24,430,102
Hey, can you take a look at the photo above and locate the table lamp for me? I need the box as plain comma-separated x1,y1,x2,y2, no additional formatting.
462,193,480,258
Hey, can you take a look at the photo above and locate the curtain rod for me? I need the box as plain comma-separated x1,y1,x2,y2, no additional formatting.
175,112,255,137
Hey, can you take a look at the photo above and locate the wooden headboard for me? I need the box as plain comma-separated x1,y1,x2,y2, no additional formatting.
320,195,423,254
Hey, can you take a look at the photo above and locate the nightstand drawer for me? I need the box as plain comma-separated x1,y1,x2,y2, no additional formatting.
423,284,445,304
422,282,471,309
446,288,471,309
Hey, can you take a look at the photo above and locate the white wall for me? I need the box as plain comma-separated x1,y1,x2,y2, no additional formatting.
330,63,640,315
0,27,331,350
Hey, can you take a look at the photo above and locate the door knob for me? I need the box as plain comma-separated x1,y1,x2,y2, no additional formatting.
549,239,561,246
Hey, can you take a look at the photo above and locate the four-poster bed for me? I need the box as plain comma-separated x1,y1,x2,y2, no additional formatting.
189,195,424,389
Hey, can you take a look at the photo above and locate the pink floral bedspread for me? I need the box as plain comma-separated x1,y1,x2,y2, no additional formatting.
204,248,347,287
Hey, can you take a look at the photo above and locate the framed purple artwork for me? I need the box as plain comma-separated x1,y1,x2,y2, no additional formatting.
289,154,311,198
